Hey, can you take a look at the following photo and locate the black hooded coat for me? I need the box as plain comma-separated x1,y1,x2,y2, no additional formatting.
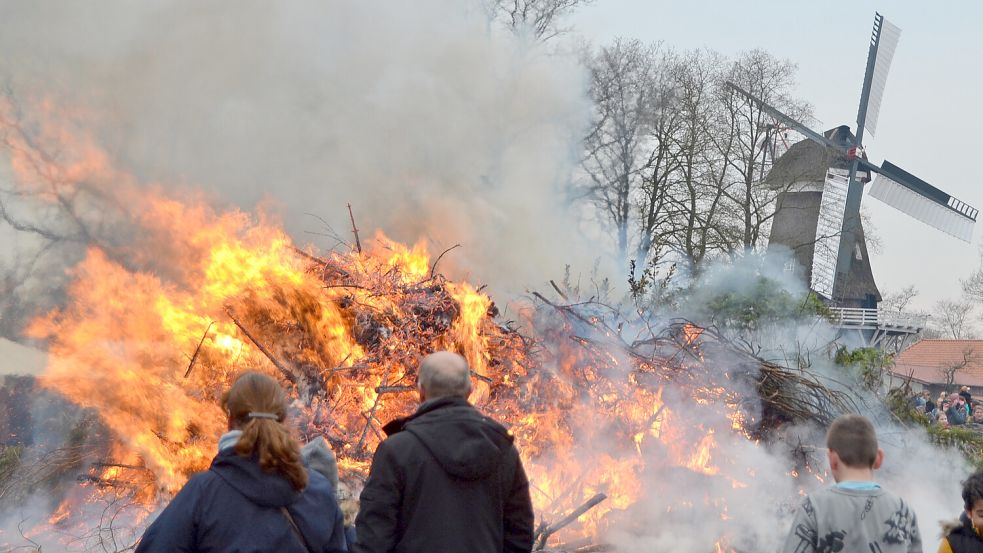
352,396,534,553
135,448,348,553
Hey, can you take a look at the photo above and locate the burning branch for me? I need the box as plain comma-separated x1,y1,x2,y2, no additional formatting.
535,493,608,550
184,321,214,378
224,307,298,385
428,243,461,281
374,385,416,394
356,366,392,454
348,203,362,254
549,279,569,302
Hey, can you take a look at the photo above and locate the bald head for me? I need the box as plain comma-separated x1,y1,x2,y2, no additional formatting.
418,351,471,401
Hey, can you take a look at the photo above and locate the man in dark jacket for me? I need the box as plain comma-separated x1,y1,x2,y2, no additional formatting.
353,351,534,553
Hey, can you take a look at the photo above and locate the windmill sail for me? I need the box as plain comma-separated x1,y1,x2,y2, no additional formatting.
868,161,977,242
724,82,839,152
812,170,850,298
861,14,901,136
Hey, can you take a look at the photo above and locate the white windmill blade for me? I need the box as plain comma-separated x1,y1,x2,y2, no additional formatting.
861,14,901,136
811,170,850,299
868,161,977,242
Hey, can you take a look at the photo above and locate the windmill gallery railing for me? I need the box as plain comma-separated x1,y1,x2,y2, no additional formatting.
826,307,927,349
827,307,927,331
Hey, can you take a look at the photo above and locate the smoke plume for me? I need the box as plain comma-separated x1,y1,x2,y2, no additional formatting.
0,0,601,296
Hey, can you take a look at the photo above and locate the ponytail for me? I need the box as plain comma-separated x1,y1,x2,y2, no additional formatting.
222,372,308,491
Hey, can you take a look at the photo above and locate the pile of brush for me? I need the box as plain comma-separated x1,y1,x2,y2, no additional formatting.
0,240,854,553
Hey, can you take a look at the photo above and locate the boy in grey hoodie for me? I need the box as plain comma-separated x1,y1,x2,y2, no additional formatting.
781,414,922,553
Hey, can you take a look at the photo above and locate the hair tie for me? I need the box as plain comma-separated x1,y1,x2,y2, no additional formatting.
248,411,279,420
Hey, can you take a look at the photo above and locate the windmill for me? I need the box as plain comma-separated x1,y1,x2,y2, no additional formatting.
727,13,978,307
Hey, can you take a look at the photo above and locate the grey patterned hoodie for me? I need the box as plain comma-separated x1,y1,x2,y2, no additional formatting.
780,485,922,553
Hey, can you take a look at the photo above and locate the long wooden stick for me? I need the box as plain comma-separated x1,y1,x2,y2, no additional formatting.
428,243,461,280
225,307,297,384
184,321,214,378
535,493,607,550
348,203,362,254
549,280,569,302
375,385,416,394
356,366,391,452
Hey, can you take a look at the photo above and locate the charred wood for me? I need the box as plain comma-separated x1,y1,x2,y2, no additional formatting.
184,321,214,378
535,493,608,550
225,307,298,385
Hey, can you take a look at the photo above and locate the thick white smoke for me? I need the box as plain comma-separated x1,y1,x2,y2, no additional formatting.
618,252,972,551
0,0,605,294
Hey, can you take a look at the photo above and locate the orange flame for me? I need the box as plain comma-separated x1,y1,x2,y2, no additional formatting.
7,97,764,548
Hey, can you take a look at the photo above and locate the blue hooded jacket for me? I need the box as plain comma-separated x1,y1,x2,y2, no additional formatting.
135,448,347,553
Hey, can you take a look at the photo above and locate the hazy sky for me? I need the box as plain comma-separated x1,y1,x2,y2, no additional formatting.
571,0,983,312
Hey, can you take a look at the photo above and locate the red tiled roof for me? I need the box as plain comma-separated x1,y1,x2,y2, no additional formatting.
891,340,983,387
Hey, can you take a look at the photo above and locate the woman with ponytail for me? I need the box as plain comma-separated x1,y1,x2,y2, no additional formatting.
136,371,347,553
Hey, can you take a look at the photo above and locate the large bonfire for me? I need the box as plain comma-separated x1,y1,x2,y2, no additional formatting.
0,97,843,553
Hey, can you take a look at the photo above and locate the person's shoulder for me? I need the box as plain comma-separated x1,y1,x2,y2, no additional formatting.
160,467,222,510
304,469,340,504
370,431,425,465
940,518,963,538
380,430,418,449
874,487,916,508
192,465,246,501
478,413,512,437
181,466,221,493
801,486,835,505
805,485,881,505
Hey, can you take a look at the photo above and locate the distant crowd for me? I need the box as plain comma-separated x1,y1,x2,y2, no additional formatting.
913,386,983,428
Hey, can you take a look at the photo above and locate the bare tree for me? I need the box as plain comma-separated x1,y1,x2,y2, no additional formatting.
881,285,919,313
577,40,814,274
578,39,659,264
644,49,810,269
634,48,685,269
961,253,983,304
714,50,811,252
665,49,731,269
940,346,980,392
932,299,976,339
0,88,135,341
482,0,593,41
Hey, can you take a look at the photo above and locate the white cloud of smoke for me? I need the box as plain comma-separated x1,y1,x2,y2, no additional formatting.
606,253,971,550
0,0,603,296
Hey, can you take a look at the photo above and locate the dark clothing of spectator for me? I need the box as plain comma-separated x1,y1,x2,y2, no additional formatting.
949,403,970,426
962,391,973,404
136,448,348,553
941,512,983,553
926,399,937,414
353,396,534,553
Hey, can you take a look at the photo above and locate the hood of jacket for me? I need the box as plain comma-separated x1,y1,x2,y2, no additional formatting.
942,512,983,539
383,396,513,481
209,448,301,508
942,517,964,538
